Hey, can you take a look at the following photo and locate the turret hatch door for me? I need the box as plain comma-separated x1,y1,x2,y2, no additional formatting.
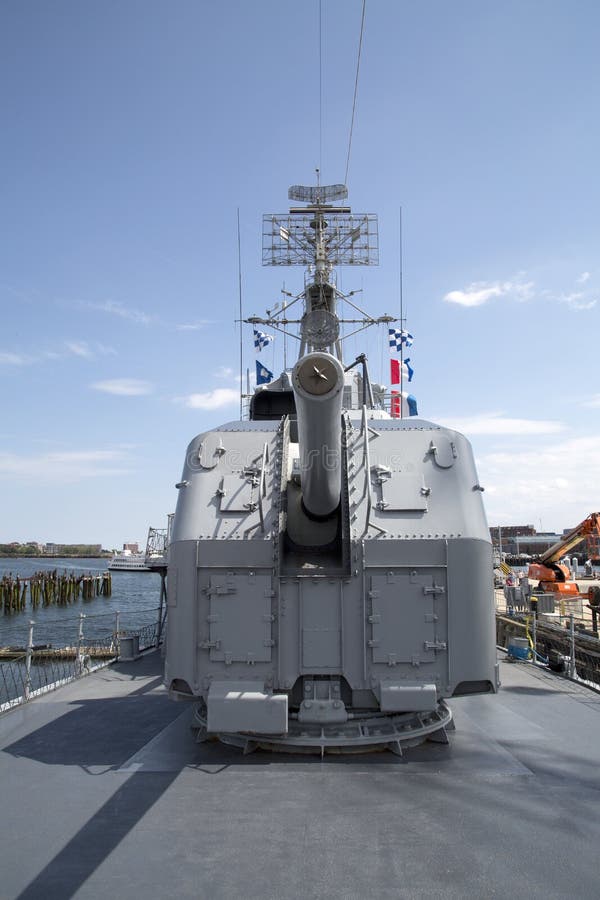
208,573,273,663
219,475,255,513
369,572,447,665
373,472,429,512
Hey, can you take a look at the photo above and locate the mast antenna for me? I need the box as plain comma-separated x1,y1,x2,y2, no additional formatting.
259,179,382,361
237,208,243,421
399,206,404,418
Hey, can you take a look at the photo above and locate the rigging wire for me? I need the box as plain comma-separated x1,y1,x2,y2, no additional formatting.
344,0,367,186
319,0,323,174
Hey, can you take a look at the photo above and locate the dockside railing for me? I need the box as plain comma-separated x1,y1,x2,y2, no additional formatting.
496,607,600,690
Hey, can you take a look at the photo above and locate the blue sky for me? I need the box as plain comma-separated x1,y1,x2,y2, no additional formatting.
1,0,598,548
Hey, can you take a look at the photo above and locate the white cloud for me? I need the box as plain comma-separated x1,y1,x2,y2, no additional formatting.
175,321,213,331
0,352,32,365
63,341,115,359
434,412,565,436
443,279,534,307
88,300,155,326
65,340,93,358
477,435,600,529
91,378,153,396
1,342,117,366
443,283,503,307
215,366,235,379
95,343,117,356
85,301,212,331
0,448,131,482
445,270,595,312
582,394,600,409
560,291,597,311
179,388,239,410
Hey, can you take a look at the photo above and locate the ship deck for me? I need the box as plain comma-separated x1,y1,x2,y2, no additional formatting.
2,650,600,899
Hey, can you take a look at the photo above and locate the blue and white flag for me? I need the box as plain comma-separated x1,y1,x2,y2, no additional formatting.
407,394,418,417
404,357,414,382
256,360,274,385
254,329,274,352
388,328,414,352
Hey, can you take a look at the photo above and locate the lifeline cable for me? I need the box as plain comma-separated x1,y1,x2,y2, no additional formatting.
344,0,367,186
319,0,323,174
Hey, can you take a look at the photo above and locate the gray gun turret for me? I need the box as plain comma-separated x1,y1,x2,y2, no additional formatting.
291,351,344,519
164,178,499,756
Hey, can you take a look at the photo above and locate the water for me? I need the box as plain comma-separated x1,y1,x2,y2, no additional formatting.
0,557,162,648
0,557,164,706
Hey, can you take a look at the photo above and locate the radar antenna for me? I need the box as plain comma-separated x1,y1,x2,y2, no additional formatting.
257,181,385,359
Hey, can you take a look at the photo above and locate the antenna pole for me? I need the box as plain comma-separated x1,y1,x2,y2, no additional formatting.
282,285,287,371
237,208,243,421
399,206,404,418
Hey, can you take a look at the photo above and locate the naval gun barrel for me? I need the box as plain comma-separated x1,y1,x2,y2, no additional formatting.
291,352,345,519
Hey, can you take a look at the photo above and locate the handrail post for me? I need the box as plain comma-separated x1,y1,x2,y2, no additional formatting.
157,572,167,646
77,612,85,654
569,613,576,678
361,405,387,537
76,612,86,674
114,610,120,658
24,620,35,701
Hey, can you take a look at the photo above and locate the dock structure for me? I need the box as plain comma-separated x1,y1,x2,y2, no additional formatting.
143,517,172,570
0,646,116,662
1,570,111,615
143,520,171,646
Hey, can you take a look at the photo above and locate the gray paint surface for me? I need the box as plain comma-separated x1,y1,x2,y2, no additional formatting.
165,408,499,739
2,650,600,899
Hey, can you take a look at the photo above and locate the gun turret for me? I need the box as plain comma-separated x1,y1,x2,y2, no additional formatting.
291,351,344,519
165,176,499,756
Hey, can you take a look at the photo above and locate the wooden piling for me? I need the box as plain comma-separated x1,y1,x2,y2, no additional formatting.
1,568,112,615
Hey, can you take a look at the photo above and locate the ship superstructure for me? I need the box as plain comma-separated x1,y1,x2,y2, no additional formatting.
164,180,499,753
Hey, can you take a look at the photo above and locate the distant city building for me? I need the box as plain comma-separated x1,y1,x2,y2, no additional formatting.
45,543,61,555
490,524,599,560
43,542,103,556
123,542,140,553
489,526,535,543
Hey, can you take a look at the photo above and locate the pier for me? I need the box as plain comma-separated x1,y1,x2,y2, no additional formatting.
0,645,116,661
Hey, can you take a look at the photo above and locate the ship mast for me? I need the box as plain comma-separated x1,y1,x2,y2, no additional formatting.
251,178,391,366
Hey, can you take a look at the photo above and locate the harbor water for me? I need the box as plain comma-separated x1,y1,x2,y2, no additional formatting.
0,557,161,648
0,557,164,707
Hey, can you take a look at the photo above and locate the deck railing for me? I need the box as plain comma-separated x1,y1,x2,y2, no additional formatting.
0,605,166,712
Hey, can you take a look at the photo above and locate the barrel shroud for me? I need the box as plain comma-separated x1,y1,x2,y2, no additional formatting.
291,352,345,519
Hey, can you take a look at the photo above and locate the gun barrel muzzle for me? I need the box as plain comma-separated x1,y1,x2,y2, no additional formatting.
291,352,344,519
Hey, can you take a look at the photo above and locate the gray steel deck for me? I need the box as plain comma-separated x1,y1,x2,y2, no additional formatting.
1,650,600,900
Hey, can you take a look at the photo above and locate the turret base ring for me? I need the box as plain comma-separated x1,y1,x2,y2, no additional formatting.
191,700,453,757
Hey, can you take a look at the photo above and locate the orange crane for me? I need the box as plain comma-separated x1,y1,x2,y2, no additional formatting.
528,512,600,595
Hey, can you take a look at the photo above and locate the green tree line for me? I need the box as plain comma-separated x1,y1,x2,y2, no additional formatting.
0,543,109,558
